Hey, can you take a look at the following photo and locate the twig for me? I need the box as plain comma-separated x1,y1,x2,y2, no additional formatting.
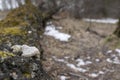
68,72,88,80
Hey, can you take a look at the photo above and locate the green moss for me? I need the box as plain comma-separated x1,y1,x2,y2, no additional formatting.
0,27,26,35
0,2,45,45
23,73,31,78
104,35,115,42
0,3,42,28
0,51,15,59
0,0,55,46
104,34,120,49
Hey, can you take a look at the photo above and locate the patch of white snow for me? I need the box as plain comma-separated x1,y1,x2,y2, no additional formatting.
53,56,66,63
88,73,99,78
89,71,105,78
76,59,92,66
83,18,118,24
66,63,87,72
44,24,71,41
60,76,67,80
98,71,104,74
53,56,87,73
64,56,70,59
106,57,120,64
115,49,120,56
106,50,112,54
95,59,100,62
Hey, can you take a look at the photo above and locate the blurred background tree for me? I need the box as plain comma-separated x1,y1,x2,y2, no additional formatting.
0,0,120,19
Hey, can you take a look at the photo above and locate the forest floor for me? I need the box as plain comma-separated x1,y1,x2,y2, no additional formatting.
41,18,120,80
1,11,120,80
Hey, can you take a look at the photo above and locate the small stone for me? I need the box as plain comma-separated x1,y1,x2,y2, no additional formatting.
11,72,18,79
95,59,100,62
11,44,40,58
28,31,32,34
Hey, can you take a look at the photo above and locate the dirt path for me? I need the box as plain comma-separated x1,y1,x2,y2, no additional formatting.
42,18,120,80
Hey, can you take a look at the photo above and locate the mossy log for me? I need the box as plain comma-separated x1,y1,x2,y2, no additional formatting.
0,2,58,80
0,1,62,46
0,2,45,46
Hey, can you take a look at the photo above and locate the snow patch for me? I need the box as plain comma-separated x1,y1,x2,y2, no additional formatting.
44,24,71,42
106,57,120,64
115,49,120,53
66,63,87,72
64,56,70,59
88,71,105,78
106,49,120,64
83,18,118,24
53,56,87,73
53,56,66,63
76,59,92,66
60,76,67,80
88,73,99,78
106,50,112,54
95,59,100,62
115,49,120,56
98,71,104,74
